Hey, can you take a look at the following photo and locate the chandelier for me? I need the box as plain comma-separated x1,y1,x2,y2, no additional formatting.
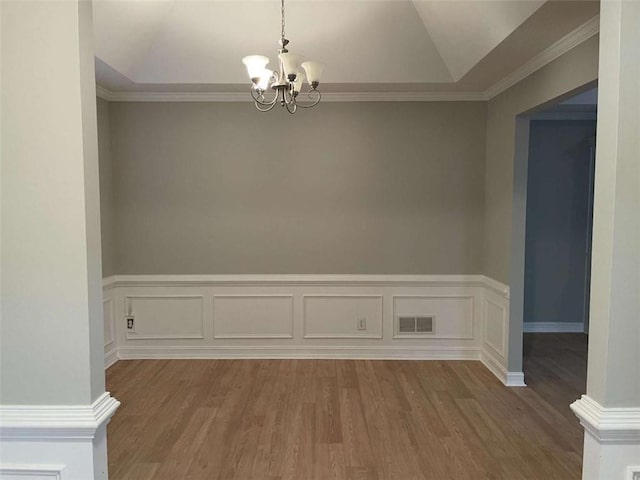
241,0,325,114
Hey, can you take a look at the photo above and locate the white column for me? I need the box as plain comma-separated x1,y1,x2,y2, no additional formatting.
0,2,118,479
571,2,640,479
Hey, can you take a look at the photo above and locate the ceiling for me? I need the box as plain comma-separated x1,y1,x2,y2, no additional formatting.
93,0,600,96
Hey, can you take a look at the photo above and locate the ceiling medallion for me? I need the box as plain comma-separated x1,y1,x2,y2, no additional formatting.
242,0,325,114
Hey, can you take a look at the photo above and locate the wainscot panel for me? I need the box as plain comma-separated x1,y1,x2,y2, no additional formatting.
102,275,520,385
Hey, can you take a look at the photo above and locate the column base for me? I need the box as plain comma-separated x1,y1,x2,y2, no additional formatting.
571,395,640,480
0,393,119,480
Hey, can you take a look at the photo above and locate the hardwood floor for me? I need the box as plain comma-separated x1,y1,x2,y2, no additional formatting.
106,336,588,479
523,333,588,426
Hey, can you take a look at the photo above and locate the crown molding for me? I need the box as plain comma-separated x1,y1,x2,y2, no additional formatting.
95,84,112,101
94,89,487,102
484,15,599,100
0,392,120,440
95,15,599,104
571,395,640,444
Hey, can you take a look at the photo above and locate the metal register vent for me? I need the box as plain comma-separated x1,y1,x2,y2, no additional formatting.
398,316,435,334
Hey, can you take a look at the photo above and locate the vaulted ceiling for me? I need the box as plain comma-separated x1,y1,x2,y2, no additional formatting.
93,0,600,95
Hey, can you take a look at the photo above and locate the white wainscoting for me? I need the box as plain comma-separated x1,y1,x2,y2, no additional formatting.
303,295,383,339
392,295,474,339
213,295,294,339
479,284,524,387
124,295,205,340
0,465,63,480
484,297,507,358
102,275,519,386
102,291,117,369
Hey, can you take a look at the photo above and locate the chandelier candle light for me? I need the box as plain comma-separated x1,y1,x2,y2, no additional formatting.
242,0,325,113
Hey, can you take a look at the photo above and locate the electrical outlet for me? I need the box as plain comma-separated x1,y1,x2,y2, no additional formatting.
357,318,367,331
126,315,135,332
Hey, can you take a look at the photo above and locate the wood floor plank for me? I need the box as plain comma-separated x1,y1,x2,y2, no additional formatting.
107,333,587,479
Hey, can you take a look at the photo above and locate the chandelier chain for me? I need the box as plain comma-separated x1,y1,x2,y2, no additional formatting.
281,0,286,43
242,0,322,113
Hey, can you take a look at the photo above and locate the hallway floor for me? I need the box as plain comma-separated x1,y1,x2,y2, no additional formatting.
106,335,588,479
523,332,589,425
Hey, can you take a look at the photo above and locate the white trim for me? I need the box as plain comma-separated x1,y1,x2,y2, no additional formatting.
124,294,205,340
101,275,517,386
117,345,481,360
481,275,510,298
391,295,474,340
483,297,508,357
102,275,117,291
484,15,600,99
0,393,120,440
571,395,640,444
302,294,384,339
104,274,491,288
0,465,64,479
480,350,526,387
95,84,112,101
505,371,526,387
627,467,640,480
104,347,118,369
95,16,598,104
524,322,585,333
213,294,295,339
94,89,487,103
102,297,115,348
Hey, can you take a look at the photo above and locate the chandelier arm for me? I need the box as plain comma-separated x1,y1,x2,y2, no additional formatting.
295,89,321,108
283,87,295,106
284,100,297,114
250,88,278,107
255,100,279,112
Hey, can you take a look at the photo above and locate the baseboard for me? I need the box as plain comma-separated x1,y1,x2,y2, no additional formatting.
107,345,522,387
480,349,526,387
523,322,585,333
505,371,526,387
116,345,482,361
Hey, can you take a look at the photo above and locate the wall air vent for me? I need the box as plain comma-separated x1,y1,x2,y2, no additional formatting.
397,316,435,335
399,316,417,333
416,316,434,333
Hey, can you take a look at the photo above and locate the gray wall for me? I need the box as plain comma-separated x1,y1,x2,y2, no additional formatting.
484,35,599,284
101,101,487,275
483,35,598,373
97,97,115,277
524,120,596,325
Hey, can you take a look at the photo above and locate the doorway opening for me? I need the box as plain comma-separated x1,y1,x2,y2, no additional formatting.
521,86,597,419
